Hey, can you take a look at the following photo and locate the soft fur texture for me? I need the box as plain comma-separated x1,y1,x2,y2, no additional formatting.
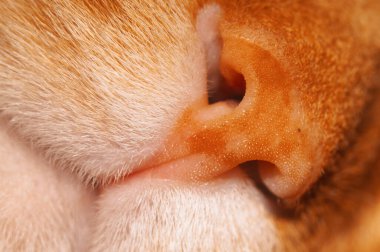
0,0,379,251
0,0,207,185
0,120,93,251
92,173,278,251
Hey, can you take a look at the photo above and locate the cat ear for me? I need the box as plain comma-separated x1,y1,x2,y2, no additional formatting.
126,4,324,200
192,37,322,200
137,36,322,201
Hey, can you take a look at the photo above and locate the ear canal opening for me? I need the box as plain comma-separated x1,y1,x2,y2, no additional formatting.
208,67,246,105
195,3,246,105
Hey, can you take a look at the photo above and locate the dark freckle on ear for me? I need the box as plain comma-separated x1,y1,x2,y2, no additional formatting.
297,128,301,133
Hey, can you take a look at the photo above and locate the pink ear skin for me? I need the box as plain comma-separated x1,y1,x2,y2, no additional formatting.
113,35,320,201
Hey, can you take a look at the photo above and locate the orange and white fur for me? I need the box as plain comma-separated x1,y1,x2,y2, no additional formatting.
0,0,380,251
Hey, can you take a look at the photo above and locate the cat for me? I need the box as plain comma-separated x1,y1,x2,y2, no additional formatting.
0,0,379,251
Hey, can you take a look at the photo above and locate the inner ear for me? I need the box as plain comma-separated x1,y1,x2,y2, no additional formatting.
196,4,246,105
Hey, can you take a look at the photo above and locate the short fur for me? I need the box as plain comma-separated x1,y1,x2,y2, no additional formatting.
0,0,379,251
